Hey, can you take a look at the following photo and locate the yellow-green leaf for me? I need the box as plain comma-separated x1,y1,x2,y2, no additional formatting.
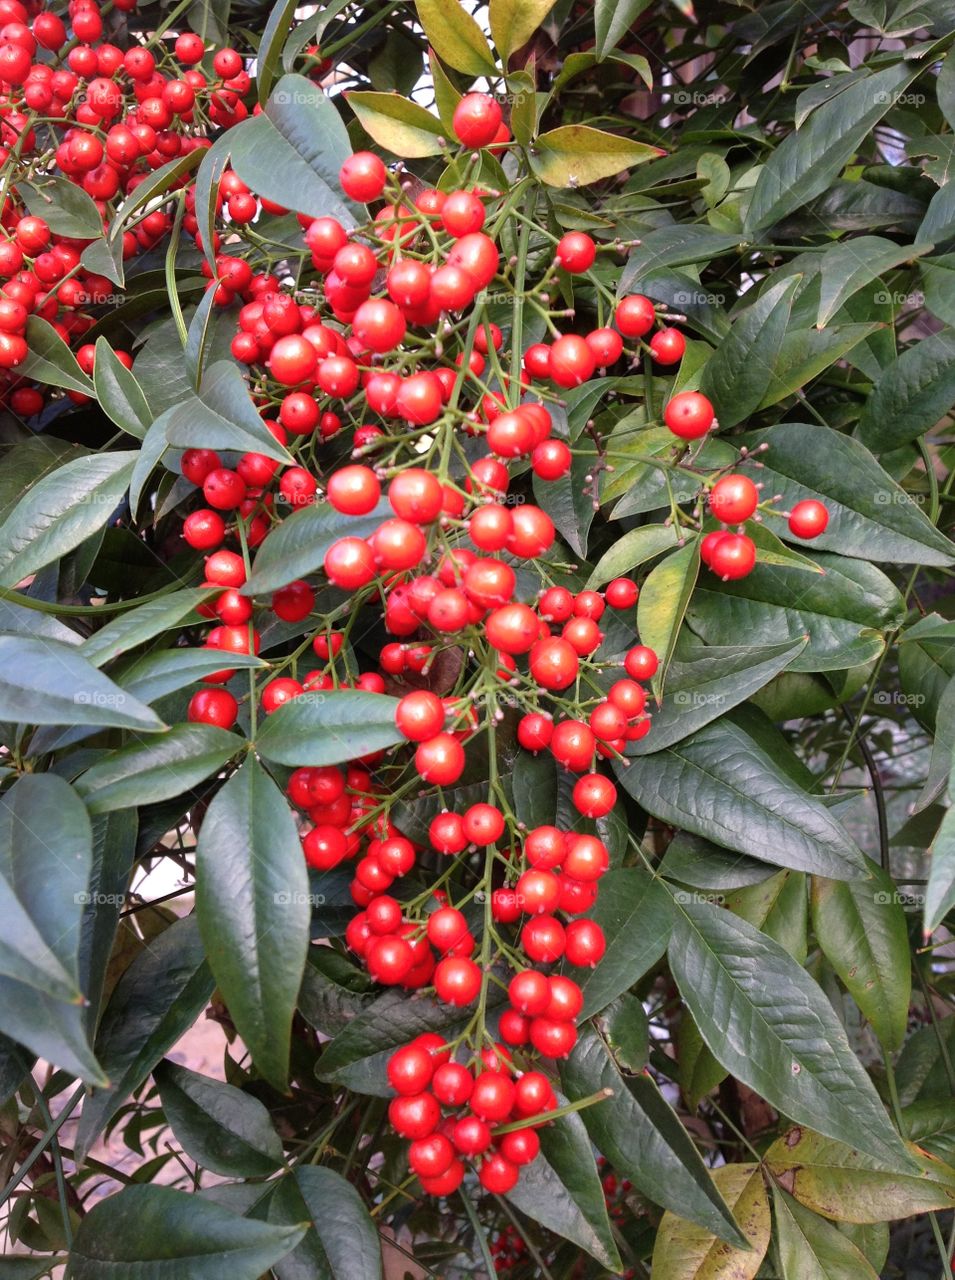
347,91,445,158
650,1163,771,1278
489,0,558,59
415,0,496,76
530,125,663,187
430,49,462,131
636,537,701,700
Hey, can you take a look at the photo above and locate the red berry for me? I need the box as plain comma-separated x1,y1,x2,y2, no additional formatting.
788,499,829,539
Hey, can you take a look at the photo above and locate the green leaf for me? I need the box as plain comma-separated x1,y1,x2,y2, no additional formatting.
938,51,955,131
562,1024,748,1246
80,235,124,288
229,76,358,225
256,0,301,105
256,690,403,768
347,92,445,157
18,316,94,395
117,647,265,705
75,725,243,814
857,328,955,452
154,1060,284,1177
742,423,954,567
903,1100,955,1164
810,858,911,1050
617,718,866,878
92,338,152,440
270,1166,383,1280
0,451,137,588
566,868,673,1018
595,0,653,58
816,236,933,327
316,988,477,1095
677,1012,728,1108
686,550,902,673
78,808,137,1032
585,523,680,588
242,497,389,595
0,1259,64,1279
165,361,294,464
80,588,213,667
774,1186,880,1280
926,804,955,933
755,324,878,408
66,1185,305,1280
650,1163,771,1279
668,903,910,1167
490,0,558,58
699,276,798,428
108,151,203,245
415,0,496,75
196,758,310,1090
74,916,214,1159
745,63,919,232
628,639,808,754
17,176,104,238
506,1109,622,1271
0,775,91,1002
765,1127,955,1221
636,539,700,699
530,126,663,187
0,636,163,731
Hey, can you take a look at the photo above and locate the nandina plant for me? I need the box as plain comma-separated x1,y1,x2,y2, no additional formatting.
0,0,954,1275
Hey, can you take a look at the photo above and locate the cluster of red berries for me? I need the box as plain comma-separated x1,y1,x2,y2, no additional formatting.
701,468,829,580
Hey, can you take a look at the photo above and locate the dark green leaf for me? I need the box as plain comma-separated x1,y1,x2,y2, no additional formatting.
0,636,163,731
80,588,213,667
669,902,911,1167
66,1185,305,1280
271,1166,382,1280
75,724,243,814
117,647,265,705
165,361,295,464
155,1061,284,1177
858,328,955,452
926,804,955,933
241,497,389,594
18,176,103,238
617,718,867,878
562,1023,748,1246
533,449,596,557
585,524,680,588
196,758,310,1090
78,808,137,1032
256,690,402,767
506,1109,622,1271
774,1185,880,1279
18,316,94,395
699,276,798,428
92,338,152,440
594,0,653,58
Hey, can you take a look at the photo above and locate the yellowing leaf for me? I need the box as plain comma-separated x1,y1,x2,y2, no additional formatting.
489,0,558,60
415,0,496,76
347,92,445,158
530,125,663,186
651,1163,771,1278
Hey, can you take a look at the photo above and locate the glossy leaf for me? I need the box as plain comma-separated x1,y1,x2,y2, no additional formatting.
18,316,94,395
567,868,673,1018
241,498,389,594
616,718,867,878
858,328,955,452
595,0,653,58
74,725,243,814
155,1061,284,1177
650,1163,771,1279
585,523,680,588
80,588,213,667
0,636,163,731
562,1023,748,1246
255,689,403,767
816,237,933,327
92,338,151,440
0,451,137,588
810,858,911,1050
699,276,798,428
17,176,104,238
506,1109,622,1271
926,804,955,933
117,648,265,705
270,1166,382,1280
67,1185,305,1279
196,758,310,1090
669,903,911,1167
490,0,558,58
164,361,294,464
636,539,700,698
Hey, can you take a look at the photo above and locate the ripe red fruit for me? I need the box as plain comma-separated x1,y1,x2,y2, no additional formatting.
388,1092,440,1138
326,464,381,515
409,1133,455,1178
509,969,550,1015
452,93,502,148
564,918,606,967
479,1152,519,1193
462,803,505,845
709,532,757,579
183,509,225,550
187,688,238,728
469,1071,515,1121
624,645,658,681
352,298,406,352
529,1016,577,1057
709,474,759,524
387,1043,434,1095
788,499,829,539
416,734,466,785
500,1128,540,1166
396,691,445,742
432,1061,473,1106
664,391,715,440
649,327,686,364
529,638,579,691
433,955,481,1005
485,603,539,655
452,1114,492,1155
550,720,595,772
572,773,617,818
203,469,246,510
556,232,597,273
549,334,596,388
339,150,387,201
389,468,443,523
272,580,315,622
615,294,656,337
605,577,638,609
